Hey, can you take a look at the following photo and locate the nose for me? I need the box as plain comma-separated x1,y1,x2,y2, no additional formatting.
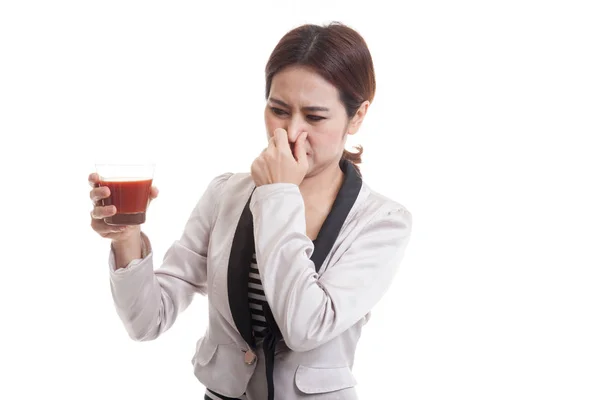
285,114,307,143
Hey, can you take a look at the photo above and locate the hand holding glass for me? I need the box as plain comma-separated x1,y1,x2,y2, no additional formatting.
95,164,155,225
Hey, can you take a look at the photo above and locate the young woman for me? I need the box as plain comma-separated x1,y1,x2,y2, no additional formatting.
89,22,412,400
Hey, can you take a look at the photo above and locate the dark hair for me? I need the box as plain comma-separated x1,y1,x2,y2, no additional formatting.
265,22,376,168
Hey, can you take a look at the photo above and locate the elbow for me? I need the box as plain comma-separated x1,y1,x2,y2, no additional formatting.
113,298,167,342
123,322,159,342
129,332,156,342
117,312,161,342
279,303,337,352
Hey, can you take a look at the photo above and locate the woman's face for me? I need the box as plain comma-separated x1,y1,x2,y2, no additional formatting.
264,65,367,178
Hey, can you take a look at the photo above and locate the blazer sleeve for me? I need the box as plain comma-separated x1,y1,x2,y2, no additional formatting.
250,183,412,352
107,172,233,341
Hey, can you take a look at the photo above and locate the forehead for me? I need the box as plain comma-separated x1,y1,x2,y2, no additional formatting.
269,65,340,106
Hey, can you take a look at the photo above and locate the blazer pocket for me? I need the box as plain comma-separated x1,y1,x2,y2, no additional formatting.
192,337,254,398
191,335,217,366
295,365,357,394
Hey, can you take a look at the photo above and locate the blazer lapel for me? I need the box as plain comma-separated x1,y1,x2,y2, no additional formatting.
311,158,363,272
226,190,256,348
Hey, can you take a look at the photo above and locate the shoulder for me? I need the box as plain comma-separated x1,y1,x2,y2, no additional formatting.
205,171,252,194
210,172,254,195
190,172,253,223
357,180,412,230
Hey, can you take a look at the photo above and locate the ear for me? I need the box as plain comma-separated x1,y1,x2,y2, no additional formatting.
347,100,370,135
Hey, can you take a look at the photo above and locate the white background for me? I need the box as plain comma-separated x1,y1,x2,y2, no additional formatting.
1,1,599,399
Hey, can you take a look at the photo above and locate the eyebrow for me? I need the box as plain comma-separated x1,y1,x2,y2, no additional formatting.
269,97,330,112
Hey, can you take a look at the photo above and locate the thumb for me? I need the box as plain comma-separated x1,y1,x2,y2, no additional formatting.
294,132,309,166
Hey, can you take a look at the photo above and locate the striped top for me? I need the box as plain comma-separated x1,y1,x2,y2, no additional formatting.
248,253,268,342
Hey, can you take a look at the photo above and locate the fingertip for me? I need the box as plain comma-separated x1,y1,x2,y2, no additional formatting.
88,172,99,184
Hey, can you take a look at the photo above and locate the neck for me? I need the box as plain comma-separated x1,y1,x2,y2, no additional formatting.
299,160,344,201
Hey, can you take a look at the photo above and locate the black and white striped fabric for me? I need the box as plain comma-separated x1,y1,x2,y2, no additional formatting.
248,253,268,341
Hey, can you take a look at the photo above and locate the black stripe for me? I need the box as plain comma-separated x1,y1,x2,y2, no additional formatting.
248,277,262,285
249,265,259,272
251,320,268,327
248,287,265,296
206,388,242,400
248,299,265,306
262,307,279,400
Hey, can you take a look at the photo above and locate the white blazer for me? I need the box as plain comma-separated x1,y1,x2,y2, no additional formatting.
108,160,412,399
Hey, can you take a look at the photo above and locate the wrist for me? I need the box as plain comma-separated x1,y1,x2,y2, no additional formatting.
112,229,142,251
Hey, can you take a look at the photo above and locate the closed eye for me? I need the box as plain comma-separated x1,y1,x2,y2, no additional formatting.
270,107,288,116
271,107,325,122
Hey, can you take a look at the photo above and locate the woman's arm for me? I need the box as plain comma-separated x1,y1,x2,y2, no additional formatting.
108,172,233,341
250,183,412,352
111,228,144,269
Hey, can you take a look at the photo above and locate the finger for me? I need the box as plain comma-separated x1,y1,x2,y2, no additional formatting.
90,205,117,220
251,157,267,186
88,172,100,188
91,218,127,235
272,128,288,149
100,231,128,239
90,186,110,203
294,131,309,165
266,136,277,156
149,186,159,200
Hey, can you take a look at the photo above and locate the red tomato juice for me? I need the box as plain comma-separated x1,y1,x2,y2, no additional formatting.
99,178,153,225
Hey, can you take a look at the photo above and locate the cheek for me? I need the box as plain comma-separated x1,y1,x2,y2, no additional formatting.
264,112,283,134
311,125,345,149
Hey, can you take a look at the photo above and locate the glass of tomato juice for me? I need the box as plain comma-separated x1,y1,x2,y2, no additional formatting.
95,163,155,225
